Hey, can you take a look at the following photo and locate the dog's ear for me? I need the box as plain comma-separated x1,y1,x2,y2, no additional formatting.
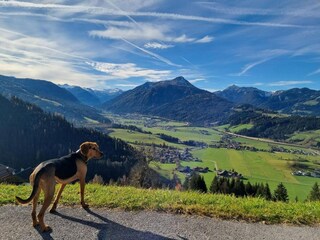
80,142,91,156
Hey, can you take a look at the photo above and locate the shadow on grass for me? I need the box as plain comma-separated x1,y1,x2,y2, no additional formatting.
51,208,175,240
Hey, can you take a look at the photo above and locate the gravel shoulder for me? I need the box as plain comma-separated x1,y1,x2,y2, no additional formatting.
1,205,320,240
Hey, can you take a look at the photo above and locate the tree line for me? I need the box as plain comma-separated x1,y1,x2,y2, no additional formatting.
228,106,320,140
183,173,320,202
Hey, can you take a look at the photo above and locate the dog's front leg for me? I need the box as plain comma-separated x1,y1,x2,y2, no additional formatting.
80,177,89,208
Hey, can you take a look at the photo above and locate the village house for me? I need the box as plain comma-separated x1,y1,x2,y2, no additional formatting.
217,170,243,179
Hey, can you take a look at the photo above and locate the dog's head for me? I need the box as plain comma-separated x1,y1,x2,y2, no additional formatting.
80,142,104,160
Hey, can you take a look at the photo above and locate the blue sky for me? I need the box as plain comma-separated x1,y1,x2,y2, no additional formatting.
0,0,319,91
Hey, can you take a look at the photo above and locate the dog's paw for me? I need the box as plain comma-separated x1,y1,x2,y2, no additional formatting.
41,225,52,232
49,203,57,213
49,208,57,214
81,203,89,209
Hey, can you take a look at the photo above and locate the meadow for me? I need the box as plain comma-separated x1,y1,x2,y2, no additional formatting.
106,114,320,201
2,183,320,225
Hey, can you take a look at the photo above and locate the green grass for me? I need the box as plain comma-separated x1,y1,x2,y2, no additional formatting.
3,184,320,225
142,126,221,144
105,113,320,202
229,124,254,133
289,130,320,147
108,129,184,148
191,148,320,201
233,137,272,150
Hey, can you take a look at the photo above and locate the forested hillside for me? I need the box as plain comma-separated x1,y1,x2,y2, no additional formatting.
0,75,109,124
216,86,320,116
229,106,320,140
0,95,163,186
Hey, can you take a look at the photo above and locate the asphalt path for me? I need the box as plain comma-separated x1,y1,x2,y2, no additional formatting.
1,205,320,240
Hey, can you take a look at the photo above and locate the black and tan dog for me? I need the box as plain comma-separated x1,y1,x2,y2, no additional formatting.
16,142,103,232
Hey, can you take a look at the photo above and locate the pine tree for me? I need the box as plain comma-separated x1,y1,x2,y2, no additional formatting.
234,178,246,197
308,182,320,201
255,183,265,198
245,182,254,196
197,175,207,193
220,178,230,194
182,177,190,190
209,176,219,193
189,173,207,193
238,180,246,197
230,178,236,193
263,183,272,200
273,182,289,202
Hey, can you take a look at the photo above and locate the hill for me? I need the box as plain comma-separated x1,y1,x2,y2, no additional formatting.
228,105,320,142
216,85,270,106
216,85,320,116
0,75,109,124
0,94,164,186
102,76,234,125
260,88,320,115
61,84,123,106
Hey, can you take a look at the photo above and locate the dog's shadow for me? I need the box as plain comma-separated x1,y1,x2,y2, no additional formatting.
47,208,175,240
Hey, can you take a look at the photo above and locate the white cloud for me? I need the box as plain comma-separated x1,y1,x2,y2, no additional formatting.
308,68,320,76
268,80,313,86
144,42,174,49
89,24,167,41
233,58,270,76
89,24,204,44
115,83,139,88
0,27,111,89
87,61,171,81
189,78,205,83
0,1,304,29
172,34,195,43
198,1,320,18
120,38,181,67
195,35,214,43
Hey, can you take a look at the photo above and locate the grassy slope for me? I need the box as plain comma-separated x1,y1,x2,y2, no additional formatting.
229,124,254,133
106,114,320,201
192,148,320,201
2,184,320,225
288,130,320,146
108,129,183,148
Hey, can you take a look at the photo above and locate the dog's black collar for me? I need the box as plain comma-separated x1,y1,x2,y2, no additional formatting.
76,150,88,164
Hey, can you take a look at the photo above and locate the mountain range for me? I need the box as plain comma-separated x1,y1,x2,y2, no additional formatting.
60,84,123,107
215,85,320,115
1,74,320,126
0,75,112,124
102,76,235,125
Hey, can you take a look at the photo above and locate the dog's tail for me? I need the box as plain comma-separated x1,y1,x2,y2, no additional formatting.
16,168,44,205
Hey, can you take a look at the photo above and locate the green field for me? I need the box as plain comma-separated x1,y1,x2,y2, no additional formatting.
229,124,254,133
142,126,221,144
192,148,320,201
105,113,320,201
289,130,320,147
108,128,184,148
107,114,221,147
149,147,320,201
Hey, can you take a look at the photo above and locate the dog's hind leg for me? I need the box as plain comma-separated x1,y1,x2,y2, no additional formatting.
31,189,41,227
38,177,55,232
50,183,66,213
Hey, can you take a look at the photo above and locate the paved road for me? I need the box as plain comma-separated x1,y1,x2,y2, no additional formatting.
1,205,320,240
